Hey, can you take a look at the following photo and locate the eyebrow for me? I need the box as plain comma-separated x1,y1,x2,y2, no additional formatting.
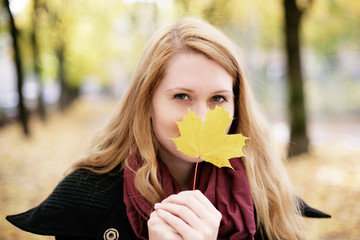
167,87,193,93
167,87,234,95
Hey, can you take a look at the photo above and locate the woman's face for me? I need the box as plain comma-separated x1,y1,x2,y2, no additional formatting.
150,52,234,167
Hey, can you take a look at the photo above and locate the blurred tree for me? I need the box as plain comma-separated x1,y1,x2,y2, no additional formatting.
49,0,79,111
4,0,30,136
284,0,312,156
57,41,77,111
175,0,190,17
31,0,46,120
303,0,360,55
175,0,231,25
3,0,357,139
202,0,231,26
44,0,127,107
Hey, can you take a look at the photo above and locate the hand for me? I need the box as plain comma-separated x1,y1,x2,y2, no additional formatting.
148,210,182,240
150,190,222,240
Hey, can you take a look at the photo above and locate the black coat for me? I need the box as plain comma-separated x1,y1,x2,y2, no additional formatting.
6,169,330,240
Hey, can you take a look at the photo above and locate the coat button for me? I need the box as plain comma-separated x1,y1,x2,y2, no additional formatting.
103,228,119,240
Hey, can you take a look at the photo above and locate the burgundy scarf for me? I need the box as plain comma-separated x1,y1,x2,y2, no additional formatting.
123,153,256,239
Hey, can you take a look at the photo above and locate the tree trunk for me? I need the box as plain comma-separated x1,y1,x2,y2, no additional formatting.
32,0,46,121
57,44,79,111
284,0,309,157
5,0,30,136
58,44,67,111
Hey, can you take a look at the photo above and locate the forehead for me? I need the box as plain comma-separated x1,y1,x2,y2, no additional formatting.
158,53,233,91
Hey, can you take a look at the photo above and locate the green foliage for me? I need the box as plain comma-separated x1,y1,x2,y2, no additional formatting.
0,4,9,35
303,0,360,55
6,0,359,84
2,0,359,115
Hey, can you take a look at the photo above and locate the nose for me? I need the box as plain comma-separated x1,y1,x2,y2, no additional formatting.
191,102,208,123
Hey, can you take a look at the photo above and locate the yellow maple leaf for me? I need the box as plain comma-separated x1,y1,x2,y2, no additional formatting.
170,106,247,169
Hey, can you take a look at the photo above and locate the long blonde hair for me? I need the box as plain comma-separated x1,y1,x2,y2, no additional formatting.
74,18,305,239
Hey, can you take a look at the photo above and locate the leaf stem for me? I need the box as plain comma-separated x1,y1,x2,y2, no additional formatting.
193,157,200,190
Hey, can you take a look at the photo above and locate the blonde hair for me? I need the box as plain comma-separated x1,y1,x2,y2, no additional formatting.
74,18,305,239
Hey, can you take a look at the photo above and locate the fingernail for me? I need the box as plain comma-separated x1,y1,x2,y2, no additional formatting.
154,203,161,209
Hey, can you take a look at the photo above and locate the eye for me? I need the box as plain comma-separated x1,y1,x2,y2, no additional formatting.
211,95,226,103
174,94,189,101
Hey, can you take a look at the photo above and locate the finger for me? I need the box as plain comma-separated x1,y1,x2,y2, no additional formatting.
162,192,207,219
181,190,222,220
154,202,199,228
162,190,221,221
156,208,195,238
179,190,218,213
163,190,213,211
157,208,216,240
148,211,183,240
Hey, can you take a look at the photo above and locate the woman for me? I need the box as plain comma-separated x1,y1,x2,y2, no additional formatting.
7,18,329,240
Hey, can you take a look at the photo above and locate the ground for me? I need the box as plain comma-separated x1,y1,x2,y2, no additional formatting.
0,98,359,240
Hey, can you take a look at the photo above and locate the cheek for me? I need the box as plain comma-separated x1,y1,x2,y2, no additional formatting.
170,121,180,136
151,104,187,138
151,111,181,143
224,102,235,118
159,121,180,138
224,103,235,133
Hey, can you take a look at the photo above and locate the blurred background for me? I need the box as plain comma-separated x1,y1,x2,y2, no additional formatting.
0,0,359,239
